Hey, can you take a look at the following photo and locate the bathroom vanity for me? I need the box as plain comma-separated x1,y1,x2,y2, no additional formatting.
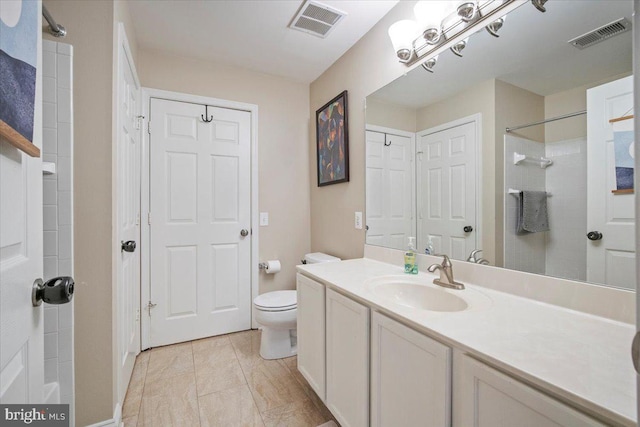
296,253,636,427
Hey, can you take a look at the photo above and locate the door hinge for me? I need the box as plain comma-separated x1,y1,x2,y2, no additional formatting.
147,120,151,135
147,212,151,225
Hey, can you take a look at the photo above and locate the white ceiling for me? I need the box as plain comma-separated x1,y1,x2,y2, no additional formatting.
128,0,398,84
369,0,633,109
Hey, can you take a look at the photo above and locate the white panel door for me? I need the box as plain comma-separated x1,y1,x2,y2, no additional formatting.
365,130,414,250
116,28,141,405
419,122,476,259
149,98,251,347
371,312,451,427
296,274,326,401
586,76,635,290
326,288,369,427
0,2,44,403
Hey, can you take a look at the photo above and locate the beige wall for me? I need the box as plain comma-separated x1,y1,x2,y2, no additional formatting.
366,98,416,133
138,50,311,293
544,72,631,143
309,1,414,260
416,79,497,263
494,80,545,265
43,1,115,425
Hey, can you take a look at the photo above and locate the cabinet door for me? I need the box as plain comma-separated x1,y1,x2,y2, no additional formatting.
454,353,606,427
296,274,326,401
371,312,451,427
326,288,370,427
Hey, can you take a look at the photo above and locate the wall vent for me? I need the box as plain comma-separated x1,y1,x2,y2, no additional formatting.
568,18,631,49
289,0,347,38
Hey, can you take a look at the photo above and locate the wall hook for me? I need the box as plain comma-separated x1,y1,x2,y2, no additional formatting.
201,105,213,123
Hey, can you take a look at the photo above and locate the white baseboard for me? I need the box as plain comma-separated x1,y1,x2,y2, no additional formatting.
85,403,122,427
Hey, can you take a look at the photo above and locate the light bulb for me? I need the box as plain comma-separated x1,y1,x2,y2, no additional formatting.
388,20,420,62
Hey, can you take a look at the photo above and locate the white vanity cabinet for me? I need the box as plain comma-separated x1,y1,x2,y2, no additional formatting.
454,353,606,427
296,273,326,400
326,288,370,427
371,311,451,427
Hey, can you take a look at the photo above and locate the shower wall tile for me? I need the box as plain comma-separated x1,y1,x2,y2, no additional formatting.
545,138,587,281
503,134,546,275
42,41,74,419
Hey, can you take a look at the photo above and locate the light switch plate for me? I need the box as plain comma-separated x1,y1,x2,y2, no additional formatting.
260,212,269,226
355,211,363,230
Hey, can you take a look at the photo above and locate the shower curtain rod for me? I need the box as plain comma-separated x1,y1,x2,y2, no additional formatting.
506,110,586,133
42,6,66,38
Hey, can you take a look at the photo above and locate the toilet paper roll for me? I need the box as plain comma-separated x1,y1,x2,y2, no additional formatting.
265,260,281,274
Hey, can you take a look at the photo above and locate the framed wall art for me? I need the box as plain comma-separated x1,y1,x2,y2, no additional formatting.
0,0,40,157
316,90,349,186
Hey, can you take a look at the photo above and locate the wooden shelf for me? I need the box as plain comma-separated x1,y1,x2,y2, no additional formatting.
612,188,634,194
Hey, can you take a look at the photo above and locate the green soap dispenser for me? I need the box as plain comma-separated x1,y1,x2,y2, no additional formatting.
404,236,419,274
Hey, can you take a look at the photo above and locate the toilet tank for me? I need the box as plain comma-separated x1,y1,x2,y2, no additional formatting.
304,252,340,264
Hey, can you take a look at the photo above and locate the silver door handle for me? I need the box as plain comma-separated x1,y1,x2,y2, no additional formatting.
240,229,249,237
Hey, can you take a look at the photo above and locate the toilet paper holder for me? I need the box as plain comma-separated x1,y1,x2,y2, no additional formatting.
258,262,268,270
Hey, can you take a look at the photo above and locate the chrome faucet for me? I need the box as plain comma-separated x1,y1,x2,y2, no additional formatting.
466,249,490,265
427,254,465,290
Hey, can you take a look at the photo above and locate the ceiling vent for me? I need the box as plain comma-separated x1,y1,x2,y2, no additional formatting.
568,17,631,49
289,0,347,38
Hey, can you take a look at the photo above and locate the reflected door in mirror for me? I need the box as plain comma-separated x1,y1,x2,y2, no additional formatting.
418,121,478,259
366,129,415,250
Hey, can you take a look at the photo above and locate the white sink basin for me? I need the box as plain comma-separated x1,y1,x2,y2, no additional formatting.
373,282,468,312
363,275,491,313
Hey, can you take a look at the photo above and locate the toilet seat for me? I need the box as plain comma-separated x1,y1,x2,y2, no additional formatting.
254,290,297,312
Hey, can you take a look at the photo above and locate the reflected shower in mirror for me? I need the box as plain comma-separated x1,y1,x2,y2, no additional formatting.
365,0,635,290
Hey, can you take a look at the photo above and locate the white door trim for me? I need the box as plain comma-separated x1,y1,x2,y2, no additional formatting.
113,22,141,410
416,113,483,257
140,88,259,350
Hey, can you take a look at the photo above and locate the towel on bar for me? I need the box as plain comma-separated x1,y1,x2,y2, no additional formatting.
516,191,549,234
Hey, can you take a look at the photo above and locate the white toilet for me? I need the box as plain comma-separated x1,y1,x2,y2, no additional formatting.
254,252,340,360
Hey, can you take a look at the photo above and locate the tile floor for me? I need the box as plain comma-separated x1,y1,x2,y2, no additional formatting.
122,329,337,427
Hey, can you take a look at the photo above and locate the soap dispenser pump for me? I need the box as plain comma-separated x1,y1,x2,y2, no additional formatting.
404,237,419,274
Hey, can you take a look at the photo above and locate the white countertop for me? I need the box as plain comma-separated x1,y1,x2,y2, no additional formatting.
297,258,637,427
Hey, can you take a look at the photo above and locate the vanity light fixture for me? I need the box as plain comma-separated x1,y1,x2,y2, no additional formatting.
414,1,456,45
422,55,438,73
531,0,548,13
486,15,506,37
387,0,545,67
450,37,469,57
456,1,478,22
388,20,421,62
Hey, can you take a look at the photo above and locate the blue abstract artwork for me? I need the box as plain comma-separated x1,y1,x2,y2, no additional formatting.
613,129,634,190
0,0,38,146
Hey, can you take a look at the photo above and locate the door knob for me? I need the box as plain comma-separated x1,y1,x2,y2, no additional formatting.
587,231,603,241
463,226,473,233
632,331,640,374
32,277,74,307
121,240,136,252
240,229,249,237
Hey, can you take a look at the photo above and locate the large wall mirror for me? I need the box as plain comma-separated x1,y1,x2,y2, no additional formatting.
365,0,635,290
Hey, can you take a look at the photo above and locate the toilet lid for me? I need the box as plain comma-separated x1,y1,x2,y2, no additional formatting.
254,290,297,311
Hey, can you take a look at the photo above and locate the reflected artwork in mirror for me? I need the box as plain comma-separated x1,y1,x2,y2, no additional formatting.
365,0,635,290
